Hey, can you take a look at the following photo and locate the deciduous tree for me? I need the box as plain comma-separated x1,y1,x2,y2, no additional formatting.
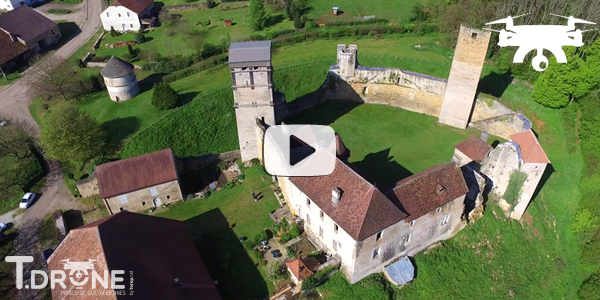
39,104,105,165
25,55,80,100
0,114,37,160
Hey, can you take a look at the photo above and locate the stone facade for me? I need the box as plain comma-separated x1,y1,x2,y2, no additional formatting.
480,142,521,197
438,26,491,129
104,71,139,102
103,180,182,214
279,176,466,283
509,162,546,220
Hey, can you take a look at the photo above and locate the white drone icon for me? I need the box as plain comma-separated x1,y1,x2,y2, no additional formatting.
60,259,97,283
484,13,597,71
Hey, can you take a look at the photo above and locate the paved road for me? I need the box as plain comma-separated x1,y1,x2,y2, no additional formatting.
0,0,103,226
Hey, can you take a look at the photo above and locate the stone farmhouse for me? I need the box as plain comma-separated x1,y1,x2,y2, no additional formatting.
47,211,221,300
100,0,157,32
227,25,551,284
95,148,183,214
0,6,61,52
101,56,140,102
0,0,43,12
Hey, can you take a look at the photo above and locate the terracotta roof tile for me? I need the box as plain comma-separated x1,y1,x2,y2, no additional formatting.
289,158,407,241
0,32,29,66
286,259,313,281
390,163,468,222
455,137,492,162
110,0,154,15
96,149,178,198
0,6,58,43
48,212,221,300
509,129,550,164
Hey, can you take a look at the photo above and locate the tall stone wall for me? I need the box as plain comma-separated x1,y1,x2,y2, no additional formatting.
510,163,547,220
438,26,491,129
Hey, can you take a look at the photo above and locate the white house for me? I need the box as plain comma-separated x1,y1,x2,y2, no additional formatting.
0,0,43,12
100,0,156,32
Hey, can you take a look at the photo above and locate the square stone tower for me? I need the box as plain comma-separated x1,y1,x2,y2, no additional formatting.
228,41,276,162
337,44,358,80
438,25,491,129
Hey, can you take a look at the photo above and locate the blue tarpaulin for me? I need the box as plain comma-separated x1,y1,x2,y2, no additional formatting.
384,256,415,285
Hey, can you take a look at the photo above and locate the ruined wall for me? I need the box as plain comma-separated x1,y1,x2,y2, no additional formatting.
438,26,491,129
470,113,530,140
480,142,520,197
509,162,547,220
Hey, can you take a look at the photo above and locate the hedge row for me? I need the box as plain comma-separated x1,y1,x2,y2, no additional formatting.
323,18,390,27
162,54,229,83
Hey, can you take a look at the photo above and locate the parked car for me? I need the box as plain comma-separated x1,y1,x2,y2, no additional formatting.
0,120,6,127
43,249,54,264
0,223,6,232
19,193,35,209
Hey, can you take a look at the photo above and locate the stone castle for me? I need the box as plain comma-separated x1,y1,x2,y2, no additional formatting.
226,26,550,284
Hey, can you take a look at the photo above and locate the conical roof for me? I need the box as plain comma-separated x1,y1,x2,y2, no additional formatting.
101,56,134,78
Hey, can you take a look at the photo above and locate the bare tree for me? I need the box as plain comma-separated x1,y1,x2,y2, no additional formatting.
24,55,79,101
0,114,37,160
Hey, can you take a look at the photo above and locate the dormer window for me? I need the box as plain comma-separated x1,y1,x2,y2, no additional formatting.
437,184,445,194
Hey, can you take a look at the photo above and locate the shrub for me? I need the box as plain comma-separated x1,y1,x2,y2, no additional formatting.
286,246,297,259
289,222,301,238
279,232,293,243
134,33,146,44
502,170,527,205
151,82,179,110
109,26,120,37
243,239,258,250
293,17,305,29
86,153,109,174
578,273,600,300
301,274,320,291
202,190,211,198
254,231,268,244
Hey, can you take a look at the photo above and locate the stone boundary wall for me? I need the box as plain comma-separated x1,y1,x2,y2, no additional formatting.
85,62,142,69
93,31,106,49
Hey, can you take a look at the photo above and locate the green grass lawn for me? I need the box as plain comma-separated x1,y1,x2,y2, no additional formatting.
0,71,20,86
285,103,497,188
157,165,281,299
307,0,420,24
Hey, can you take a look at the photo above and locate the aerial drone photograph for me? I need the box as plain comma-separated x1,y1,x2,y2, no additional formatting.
0,0,599,299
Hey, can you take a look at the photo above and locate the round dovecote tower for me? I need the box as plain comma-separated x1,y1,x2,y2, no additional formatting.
101,56,139,102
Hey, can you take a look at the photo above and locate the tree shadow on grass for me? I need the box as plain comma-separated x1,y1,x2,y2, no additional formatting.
185,208,269,300
177,91,199,107
351,148,413,192
101,117,141,153
138,73,166,93
477,70,513,98
266,14,285,27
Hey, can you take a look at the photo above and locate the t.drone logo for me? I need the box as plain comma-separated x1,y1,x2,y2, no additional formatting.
484,13,597,71
5,256,128,293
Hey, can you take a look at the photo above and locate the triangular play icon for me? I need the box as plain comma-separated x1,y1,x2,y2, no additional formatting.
289,135,315,166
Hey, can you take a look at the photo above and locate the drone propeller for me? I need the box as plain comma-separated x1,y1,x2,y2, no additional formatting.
550,13,596,24
486,13,530,25
580,29,599,32
482,28,502,32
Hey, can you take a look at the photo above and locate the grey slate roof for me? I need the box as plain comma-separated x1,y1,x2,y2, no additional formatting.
0,6,58,43
101,56,135,78
228,41,271,67
384,256,415,285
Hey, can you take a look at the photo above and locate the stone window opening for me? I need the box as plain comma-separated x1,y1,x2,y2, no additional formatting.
471,32,477,39
333,240,338,250
142,201,146,206
320,210,324,220
167,195,171,200
437,207,442,213
306,198,311,207
376,230,383,241
119,207,124,212
373,248,379,259
130,24,134,28
118,13,121,17
405,234,411,244
119,195,128,204
442,215,450,225
106,12,110,17
306,214,311,224
409,220,415,226
334,224,339,234
319,226,323,237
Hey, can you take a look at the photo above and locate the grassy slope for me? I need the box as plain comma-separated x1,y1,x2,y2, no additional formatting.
307,0,419,24
286,103,495,187
157,165,281,299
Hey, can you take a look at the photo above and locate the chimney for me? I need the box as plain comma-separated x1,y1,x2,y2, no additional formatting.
480,131,489,143
331,188,342,206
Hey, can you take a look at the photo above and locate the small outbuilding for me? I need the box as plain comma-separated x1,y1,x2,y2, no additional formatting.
332,7,339,15
101,56,139,102
224,19,232,27
383,256,415,286
285,257,319,285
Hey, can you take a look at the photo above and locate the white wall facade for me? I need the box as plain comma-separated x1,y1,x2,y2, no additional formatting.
279,176,467,284
100,6,140,32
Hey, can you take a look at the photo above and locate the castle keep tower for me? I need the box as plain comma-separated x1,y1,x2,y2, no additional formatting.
438,26,491,129
228,41,276,162
337,44,358,80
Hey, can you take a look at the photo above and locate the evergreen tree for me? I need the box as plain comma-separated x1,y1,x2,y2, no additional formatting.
249,0,268,31
151,82,179,110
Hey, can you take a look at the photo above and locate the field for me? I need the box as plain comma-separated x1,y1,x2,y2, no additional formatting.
157,165,281,299
286,103,496,188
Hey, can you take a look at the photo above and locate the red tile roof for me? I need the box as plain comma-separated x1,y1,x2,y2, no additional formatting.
96,149,178,198
286,259,313,281
0,32,29,66
390,163,468,222
289,158,407,241
455,137,492,162
47,212,221,300
110,0,154,15
509,129,550,164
